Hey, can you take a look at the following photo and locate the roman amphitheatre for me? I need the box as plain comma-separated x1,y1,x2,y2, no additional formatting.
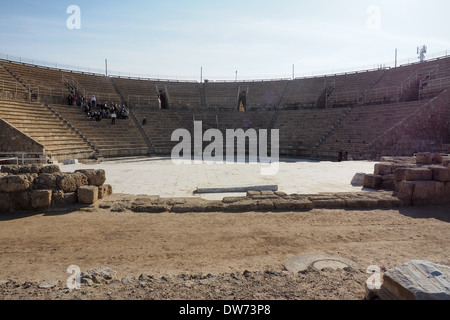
0,53,449,301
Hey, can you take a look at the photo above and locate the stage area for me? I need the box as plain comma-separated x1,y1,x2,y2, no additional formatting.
61,157,378,200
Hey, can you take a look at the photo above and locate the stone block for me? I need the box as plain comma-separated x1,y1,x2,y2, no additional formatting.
34,173,58,190
19,164,43,174
225,200,258,212
351,173,366,186
10,191,31,211
430,166,450,182
0,192,11,212
40,165,61,174
0,165,20,174
75,169,106,186
0,174,35,193
416,152,432,165
256,200,275,211
432,153,443,165
403,168,432,181
98,184,113,200
77,186,98,205
412,181,445,206
204,201,226,212
363,174,382,189
378,260,450,300
57,173,88,193
31,190,52,210
308,195,346,208
397,181,415,206
374,163,393,175
381,180,396,191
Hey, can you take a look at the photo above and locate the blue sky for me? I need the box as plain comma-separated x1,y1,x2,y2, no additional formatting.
1,0,449,80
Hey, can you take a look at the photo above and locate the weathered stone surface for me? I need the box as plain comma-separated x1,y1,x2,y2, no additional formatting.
381,180,396,191
394,167,412,181
98,184,113,200
0,174,35,193
416,152,432,165
10,191,31,211
225,200,258,212
351,173,366,186
40,165,61,174
430,166,450,182
0,165,20,174
403,168,433,181
19,164,43,174
75,169,106,186
397,181,415,206
412,181,446,205
256,200,275,211
0,192,11,212
308,195,346,208
432,153,443,165
379,260,450,300
222,196,248,204
77,186,98,205
374,163,393,176
31,190,52,210
57,173,88,193
363,174,382,189
34,173,58,190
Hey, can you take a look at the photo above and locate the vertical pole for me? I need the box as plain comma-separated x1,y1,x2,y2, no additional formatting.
292,64,294,79
200,67,203,83
235,70,237,82
105,59,108,76
395,49,397,68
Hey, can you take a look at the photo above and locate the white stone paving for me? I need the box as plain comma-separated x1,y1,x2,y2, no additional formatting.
60,157,378,200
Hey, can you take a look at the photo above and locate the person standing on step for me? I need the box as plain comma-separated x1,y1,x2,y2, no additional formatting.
111,112,117,125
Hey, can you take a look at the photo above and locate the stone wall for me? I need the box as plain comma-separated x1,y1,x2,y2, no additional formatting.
0,118,44,154
0,164,113,212
366,89,450,159
364,152,450,206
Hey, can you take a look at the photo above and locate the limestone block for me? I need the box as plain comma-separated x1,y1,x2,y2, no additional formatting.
256,200,275,211
374,163,393,175
432,153,443,165
224,200,258,212
98,184,113,200
397,181,415,206
403,168,432,181
0,175,35,193
0,192,11,212
77,186,98,205
308,195,345,208
0,165,20,174
57,173,88,193
430,166,450,182
40,165,61,174
75,169,106,187
363,174,382,189
351,173,366,186
19,164,43,174
381,180,396,191
379,260,450,300
412,181,445,206
416,152,432,165
34,173,58,190
31,190,52,210
10,191,31,211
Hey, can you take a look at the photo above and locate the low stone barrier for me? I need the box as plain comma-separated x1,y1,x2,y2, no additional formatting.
0,164,113,212
364,152,450,206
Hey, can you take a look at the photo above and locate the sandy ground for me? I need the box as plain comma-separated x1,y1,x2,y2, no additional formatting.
0,197,448,300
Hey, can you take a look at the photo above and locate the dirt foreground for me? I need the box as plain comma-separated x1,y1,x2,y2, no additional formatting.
0,194,448,301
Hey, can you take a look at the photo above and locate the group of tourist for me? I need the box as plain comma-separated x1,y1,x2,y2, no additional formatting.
67,93,129,124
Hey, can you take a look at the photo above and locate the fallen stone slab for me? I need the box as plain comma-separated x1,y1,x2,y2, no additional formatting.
377,260,450,300
285,253,360,273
